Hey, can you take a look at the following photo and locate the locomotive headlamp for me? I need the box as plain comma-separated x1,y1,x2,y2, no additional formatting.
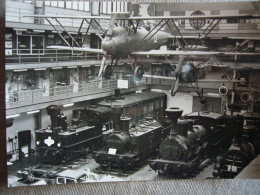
57,142,61,147
36,141,40,145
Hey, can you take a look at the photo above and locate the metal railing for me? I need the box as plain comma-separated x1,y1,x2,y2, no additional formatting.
6,1,109,28
6,3,89,27
6,80,117,107
5,49,101,64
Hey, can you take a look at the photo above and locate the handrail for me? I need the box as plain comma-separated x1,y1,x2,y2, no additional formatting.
5,48,101,63
6,80,117,106
6,3,98,27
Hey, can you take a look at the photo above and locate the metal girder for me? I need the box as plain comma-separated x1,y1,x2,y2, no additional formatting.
84,19,104,40
93,19,105,34
46,18,71,47
171,20,188,49
82,19,93,47
166,22,183,50
75,19,85,46
190,19,221,50
164,55,176,71
54,18,81,47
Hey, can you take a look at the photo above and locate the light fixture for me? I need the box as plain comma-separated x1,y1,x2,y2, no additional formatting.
6,114,20,119
33,29,45,33
14,28,27,31
27,110,40,114
34,68,46,71
81,65,89,68
151,89,162,92
52,67,62,70
207,93,220,97
13,69,28,72
68,66,77,69
63,103,74,107
68,32,78,35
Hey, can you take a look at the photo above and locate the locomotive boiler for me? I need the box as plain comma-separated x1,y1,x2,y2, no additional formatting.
149,108,236,176
213,115,260,178
93,105,171,172
35,105,110,164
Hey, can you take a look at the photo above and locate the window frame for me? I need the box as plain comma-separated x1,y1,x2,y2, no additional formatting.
17,34,45,56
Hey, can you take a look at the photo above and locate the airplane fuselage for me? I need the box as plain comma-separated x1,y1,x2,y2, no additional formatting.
179,62,212,83
102,26,170,57
179,62,197,83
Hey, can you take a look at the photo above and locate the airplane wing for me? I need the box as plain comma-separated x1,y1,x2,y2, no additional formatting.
169,36,260,40
131,50,260,56
24,15,111,20
47,46,104,54
227,37,260,40
129,14,260,20
143,74,245,83
25,14,260,20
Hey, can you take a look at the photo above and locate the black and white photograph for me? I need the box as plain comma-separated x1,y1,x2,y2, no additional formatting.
3,0,260,189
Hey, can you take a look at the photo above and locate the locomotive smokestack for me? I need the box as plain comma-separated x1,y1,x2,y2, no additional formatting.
111,105,123,132
46,105,61,129
121,117,130,134
165,107,183,137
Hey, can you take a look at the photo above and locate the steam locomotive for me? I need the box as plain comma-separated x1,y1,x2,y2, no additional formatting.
35,92,167,165
213,114,260,178
148,108,237,176
35,105,111,164
93,105,171,172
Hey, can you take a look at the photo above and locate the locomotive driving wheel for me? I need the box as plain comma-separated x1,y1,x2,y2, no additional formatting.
47,170,55,178
158,168,165,175
100,161,108,168
27,173,35,182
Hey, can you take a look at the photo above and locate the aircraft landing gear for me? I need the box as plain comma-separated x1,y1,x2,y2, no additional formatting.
198,88,204,97
198,88,207,104
134,66,144,81
103,58,119,79
103,65,112,79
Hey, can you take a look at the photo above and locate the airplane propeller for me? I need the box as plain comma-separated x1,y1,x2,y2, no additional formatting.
171,56,185,96
97,15,118,78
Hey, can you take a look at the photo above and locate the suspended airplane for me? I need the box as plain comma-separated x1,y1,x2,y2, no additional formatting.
133,49,260,96
25,12,260,96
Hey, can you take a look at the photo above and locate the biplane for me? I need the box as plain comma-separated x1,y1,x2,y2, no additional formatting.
25,12,260,96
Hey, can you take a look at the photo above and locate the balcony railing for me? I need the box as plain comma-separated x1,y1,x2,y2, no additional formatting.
6,2,90,27
6,79,117,108
5,49,101,64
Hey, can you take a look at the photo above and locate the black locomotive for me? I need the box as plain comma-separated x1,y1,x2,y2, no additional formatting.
93,105,171,172
213,114,260,178
35,92,167,165
35,105,111,164
149,108,236,176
